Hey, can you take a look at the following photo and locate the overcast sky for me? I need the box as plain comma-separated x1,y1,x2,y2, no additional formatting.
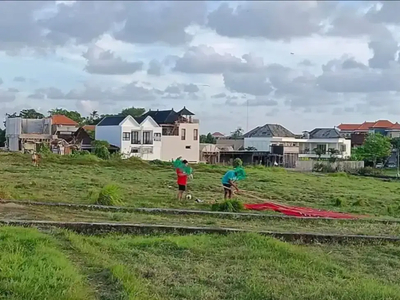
1,1,400,134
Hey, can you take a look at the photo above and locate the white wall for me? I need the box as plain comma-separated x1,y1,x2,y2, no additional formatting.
95,125,121,148
161,123,200,162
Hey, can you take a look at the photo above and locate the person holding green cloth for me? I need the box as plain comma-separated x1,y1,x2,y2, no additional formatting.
221,169,240,199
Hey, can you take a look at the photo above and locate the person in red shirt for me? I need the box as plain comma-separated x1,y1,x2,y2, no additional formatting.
176,159,188,200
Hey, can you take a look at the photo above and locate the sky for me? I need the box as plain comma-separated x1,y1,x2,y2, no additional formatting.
1,1,400,134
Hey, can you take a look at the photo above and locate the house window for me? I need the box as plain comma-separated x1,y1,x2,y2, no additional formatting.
193,129,198,141
181,128,186,140
143,131,153,144
154,133,161,141
186,145,191,149
123,132,131,141
131,148,139,153
340,145,346,153
131,131,140,144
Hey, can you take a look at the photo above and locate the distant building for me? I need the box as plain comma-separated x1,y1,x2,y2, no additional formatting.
211,132,225,138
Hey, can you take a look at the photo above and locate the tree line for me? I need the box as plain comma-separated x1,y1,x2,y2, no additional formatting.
0,106,146,147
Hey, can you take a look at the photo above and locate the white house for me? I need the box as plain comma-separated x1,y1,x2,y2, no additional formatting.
141,107,200,162
95,115,162,160
244,124,351,160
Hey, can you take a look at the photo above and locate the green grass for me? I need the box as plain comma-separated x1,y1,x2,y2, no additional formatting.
1,226,400,299
1,203,400,237
2,152,400,217
0,227,94,300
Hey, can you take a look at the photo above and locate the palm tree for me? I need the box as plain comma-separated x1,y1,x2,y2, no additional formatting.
313,148,324,160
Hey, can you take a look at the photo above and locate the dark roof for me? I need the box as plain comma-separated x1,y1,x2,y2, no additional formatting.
97,116,125,126
308,128,344,139
133,116,146,124
178,106,194,116
243,124,295,138
141,109,179,124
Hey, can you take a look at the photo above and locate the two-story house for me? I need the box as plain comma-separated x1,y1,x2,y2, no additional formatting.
95,115,162,160
141,107,200,162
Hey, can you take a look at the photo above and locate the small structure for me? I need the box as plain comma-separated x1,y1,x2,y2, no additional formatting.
5,117,55,152
199,143,220,164
212,132,225,139
216,137,244,151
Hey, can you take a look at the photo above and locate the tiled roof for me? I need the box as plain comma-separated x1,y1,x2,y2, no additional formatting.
371,120,394,128
243,124,295,138
390,122,400,130
309,128,344,139
357,122,375,130
97,116,125,126
51,115,78,126
212,132,225,137
141,109,179,124
337,124,361,131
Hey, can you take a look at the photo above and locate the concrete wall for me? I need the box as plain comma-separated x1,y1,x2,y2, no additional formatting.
295,160,364,172
161,123,200,162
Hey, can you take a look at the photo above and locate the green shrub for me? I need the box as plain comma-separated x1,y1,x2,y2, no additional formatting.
211,199,244,212
313,163,337,173
357,167,383,176
96,184,123,206
94,145,110,160
333,197,346,207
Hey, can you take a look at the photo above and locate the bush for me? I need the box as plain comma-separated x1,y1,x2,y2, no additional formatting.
211,199,244,212
94,145,110,160
357,167,383,176
95,184,123,206
332,197,346,207
312,163,337,173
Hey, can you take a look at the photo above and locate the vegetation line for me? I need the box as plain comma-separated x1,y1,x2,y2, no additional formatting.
1,199,398,224
1,219,400,244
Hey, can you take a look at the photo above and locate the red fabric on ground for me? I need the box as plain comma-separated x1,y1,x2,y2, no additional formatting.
244,202,358,219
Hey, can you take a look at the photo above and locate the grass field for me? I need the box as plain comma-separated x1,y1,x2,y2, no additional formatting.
1,152,400,299
1,226,400,300
1,152,400,217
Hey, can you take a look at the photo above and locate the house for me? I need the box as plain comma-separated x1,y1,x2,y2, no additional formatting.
51,115,79,137
299,128,351,159
243,124,299,167
212,132,225,139
5,117,55,152
141,107,200,162
338,120,400,147
95,115,161,160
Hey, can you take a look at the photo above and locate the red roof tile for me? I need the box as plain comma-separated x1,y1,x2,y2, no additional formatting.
212,132,224,137
357,122,375,130
51,115,78,126
390,122,400,130
337,124,361,130
371,120,394,128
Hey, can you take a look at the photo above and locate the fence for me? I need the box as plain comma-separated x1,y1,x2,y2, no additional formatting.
295,161,364,172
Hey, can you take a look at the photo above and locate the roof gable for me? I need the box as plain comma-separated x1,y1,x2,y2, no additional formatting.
142,109,179,124
309,128,343,139
337,123,360,131
178,106,194,116
243,124,295,138
120,115,140,127
371,120,394,128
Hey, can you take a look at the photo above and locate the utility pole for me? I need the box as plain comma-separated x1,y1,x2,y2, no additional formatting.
246,99,249,133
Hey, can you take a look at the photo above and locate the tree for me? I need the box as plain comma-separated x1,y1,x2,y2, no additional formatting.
230,127,244,138
328,148,340,163
351,147,366,161
19,109,44,119
119,107,145,117
48,108,84,124
313,147,324,160
391,137,400,150
200,133,216,144
362,133,391,167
